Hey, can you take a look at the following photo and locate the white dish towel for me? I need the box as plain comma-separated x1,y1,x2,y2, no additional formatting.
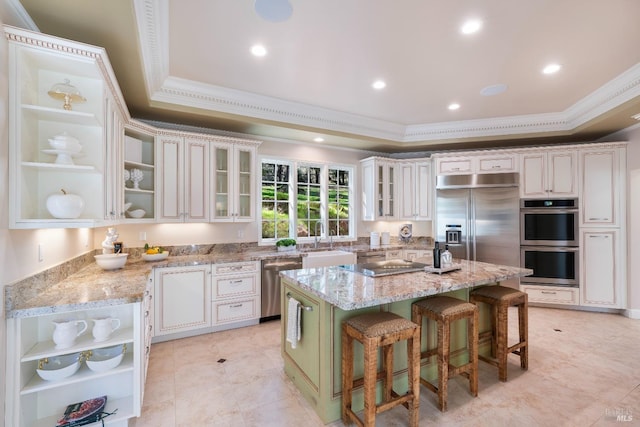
286,296,302,349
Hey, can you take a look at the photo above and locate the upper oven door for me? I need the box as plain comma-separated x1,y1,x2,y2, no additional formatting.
520,208,578,246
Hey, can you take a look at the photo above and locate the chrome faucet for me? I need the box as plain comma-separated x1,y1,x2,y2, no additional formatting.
314,222,324,248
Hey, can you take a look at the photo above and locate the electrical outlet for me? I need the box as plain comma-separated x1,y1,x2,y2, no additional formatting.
237,229,244,238
38,243,44,262
139,231,147,241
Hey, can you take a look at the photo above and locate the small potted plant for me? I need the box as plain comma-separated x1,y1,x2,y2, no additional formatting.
276,238,297,252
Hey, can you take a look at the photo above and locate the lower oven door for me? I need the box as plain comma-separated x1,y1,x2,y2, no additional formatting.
520,246,579,287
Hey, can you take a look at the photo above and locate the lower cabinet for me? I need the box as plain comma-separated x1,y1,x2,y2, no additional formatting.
153,264,212,338
5,303,143,427
581,229,625,308
520,284,580,305
211,261,261,328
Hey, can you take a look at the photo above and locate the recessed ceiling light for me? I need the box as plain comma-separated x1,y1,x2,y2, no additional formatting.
251,44,267,57
313,137,324,143
542,63,561,74
448,103,460,110
372,80,386,90
461,19,482,34
480,84,508,96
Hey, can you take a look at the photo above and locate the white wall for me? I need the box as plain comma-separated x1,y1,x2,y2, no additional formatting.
95,139,432,249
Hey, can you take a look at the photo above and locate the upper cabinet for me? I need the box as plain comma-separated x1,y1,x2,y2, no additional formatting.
122,122,157,221
434,152,518,176
211,141,258,222
360,157,398,221
579,144,626,228
156,135,210,223
519,150,578,199
398,160,432,221
6,26,123,229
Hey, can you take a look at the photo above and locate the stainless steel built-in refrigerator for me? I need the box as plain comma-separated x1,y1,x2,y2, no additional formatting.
435,173,520,288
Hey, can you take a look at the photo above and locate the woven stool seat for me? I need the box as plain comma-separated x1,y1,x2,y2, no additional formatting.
412,296,478,412
342,311,420,427
470,285,528,382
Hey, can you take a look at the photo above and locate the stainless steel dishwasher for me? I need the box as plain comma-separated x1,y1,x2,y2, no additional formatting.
261,257,303,322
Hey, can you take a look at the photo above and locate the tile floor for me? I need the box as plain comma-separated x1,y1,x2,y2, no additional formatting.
133,307,640,426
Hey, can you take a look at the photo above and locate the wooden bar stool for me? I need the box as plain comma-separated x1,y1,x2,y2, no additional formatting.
342,311,420,427
469,285,528,382
411,296,478,412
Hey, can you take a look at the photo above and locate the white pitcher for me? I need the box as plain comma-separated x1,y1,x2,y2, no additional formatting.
52,319,88,349
91,317,121,342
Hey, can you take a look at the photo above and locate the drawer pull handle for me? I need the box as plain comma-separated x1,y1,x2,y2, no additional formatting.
230,304,243,308
541,291,557,294
588,218,608,221
230,280,243,285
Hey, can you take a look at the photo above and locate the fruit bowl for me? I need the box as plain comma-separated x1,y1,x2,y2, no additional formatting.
86,344,126,372
94,253,128,270
36,352,82,381
142,251,169,261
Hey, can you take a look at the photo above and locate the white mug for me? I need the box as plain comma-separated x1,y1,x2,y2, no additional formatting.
52,319,88,350
91,317,121,342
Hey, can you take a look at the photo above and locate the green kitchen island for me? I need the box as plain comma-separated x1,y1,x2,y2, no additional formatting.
279,260,532,423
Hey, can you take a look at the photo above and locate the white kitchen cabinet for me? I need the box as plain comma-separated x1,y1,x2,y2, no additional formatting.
520,284,579,306
5,303,143,427
434,153,518,176
476,153,518,174
122,123,157,222
153,264,212,337
434,156,474,176
360,157,398,221
103,93,124,223
579,146,625,227
156,135,210,222
385,249,404,260
399,160,432,220
211,141,258,222
581,229,625,308
211,261,261,328
519,150,578,198
6,27,118,229
403,249,432,262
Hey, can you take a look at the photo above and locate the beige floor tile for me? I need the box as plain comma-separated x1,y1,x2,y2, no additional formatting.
137,308,640,426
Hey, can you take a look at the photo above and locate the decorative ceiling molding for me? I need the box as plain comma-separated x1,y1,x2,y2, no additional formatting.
134,0,640,144
4,0,39,31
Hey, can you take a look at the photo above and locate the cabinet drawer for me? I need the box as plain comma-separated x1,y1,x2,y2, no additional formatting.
213,297,260,324
477,155,518,173
521,285,579,305
213,261,258,275
436,158,474,175
385,250,404,260
214,275,257,298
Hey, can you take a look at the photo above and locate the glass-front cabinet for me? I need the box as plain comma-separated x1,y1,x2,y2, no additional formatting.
211,141,258,222
122,123,156,222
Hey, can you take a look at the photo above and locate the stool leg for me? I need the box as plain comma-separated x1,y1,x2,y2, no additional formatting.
519,300,529,371
437,319,449,412
382,343,393,403
407,330,420,427
497,304,508,382
490,303,498,358
363,338,378,427
341,326,353,425
468,309,479,397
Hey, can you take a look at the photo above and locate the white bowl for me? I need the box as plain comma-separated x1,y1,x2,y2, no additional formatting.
46,192,85,219
141,251,169,261
86,344,125,372
94,253,128,270
36,352,82,381
127,209,145,218
48,138,82,153
123,202,132,212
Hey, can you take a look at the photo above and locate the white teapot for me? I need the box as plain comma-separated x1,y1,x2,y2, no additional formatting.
91,317,121,342
52,319,88,349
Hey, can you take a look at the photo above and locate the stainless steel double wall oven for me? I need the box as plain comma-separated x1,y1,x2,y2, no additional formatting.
520,198,579,287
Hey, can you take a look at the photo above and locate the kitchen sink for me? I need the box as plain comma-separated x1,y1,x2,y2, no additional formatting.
302,250,356,269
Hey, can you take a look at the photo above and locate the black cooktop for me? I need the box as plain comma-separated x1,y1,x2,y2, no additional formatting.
339,259,428,277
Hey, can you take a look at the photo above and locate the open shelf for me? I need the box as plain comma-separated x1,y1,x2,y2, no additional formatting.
22,161,96,171
29,396,134,427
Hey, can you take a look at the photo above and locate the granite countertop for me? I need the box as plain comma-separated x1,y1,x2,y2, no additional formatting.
280,260,533,311
5,243,431,318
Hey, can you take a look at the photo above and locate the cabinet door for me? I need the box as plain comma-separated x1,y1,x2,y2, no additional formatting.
360,159,376,221
398,162,416,220
381,162,397,219
414,161,432,220
581,230,621,308
548,151,577,197
184,138,210,222
520,152,547,198
435,157,474,175
476,153,518,173
234,145,256,221
104,94,123,222
157,136,184,222
580,148,619,226
154,265,211,335
399,160,432,220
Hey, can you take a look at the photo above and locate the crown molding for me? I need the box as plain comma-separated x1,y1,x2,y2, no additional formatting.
3,0,38,30
135,0,640,144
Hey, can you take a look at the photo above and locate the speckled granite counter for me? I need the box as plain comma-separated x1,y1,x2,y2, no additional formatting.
5,241,432,318
280,260,533,311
